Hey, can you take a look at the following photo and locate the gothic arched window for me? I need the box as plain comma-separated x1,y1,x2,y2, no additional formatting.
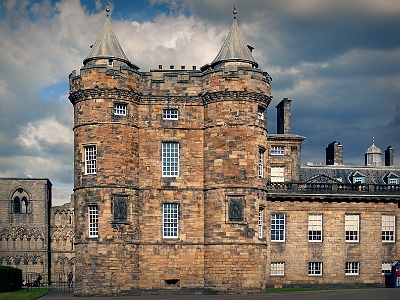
13,197,21,213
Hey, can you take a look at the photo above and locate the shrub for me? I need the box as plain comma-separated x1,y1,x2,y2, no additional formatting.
0,266,22,292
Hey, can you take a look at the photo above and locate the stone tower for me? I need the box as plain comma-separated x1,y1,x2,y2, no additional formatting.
69,7,271,295
200,8,271,289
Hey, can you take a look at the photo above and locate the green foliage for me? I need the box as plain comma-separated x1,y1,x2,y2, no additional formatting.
0,266,22,292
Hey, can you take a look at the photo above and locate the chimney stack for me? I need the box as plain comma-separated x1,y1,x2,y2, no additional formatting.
276,98,292,134
326,141,343,165
385,146,394,166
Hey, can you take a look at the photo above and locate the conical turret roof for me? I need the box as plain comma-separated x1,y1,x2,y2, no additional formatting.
211,13,258,68
83,16,138,69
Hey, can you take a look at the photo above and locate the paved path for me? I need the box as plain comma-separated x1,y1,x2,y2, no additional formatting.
40,288,400,300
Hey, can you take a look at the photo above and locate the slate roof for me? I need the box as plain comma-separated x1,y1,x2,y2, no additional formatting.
211,17,258,68
300,165,400,185
83,16,138,69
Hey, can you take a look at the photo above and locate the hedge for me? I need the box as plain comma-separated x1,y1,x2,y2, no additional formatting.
0,266,22,292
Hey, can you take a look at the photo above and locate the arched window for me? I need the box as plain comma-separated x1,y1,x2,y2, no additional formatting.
14,197,21,213
21,197,28,214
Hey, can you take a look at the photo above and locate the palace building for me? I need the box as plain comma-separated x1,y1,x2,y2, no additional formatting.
1,6,398,296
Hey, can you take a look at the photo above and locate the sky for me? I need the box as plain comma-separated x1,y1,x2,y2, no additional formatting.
0,0,399,206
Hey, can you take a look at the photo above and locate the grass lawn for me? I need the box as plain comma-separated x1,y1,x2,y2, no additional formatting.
0,289,50,300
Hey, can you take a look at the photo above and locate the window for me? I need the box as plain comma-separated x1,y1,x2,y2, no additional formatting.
108,59,113,67
163,109,178,120
162,142,179,177
13,197,21,213
258,207,264,239
88,205,99,238
345,214,359,242
271,262,285,276
308,262,323,276
354,177,364,184
258,148,265,178
114,103,127,116
271,213,285,242
258,106,265,120
163,203,178,238
21,197,28,213
382,215,395,242
271,146,284,155
345,262,359,275
382,263,392,275
389,178,398,185
84,146,97,174
308,214,323,242
271,166,285,183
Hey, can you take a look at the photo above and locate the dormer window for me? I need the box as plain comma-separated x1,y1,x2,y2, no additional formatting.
350,171,365,184
108,59,113,67
384,172,399,185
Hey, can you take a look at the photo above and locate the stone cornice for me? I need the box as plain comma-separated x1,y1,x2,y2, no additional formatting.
69,88,142,105
202,91,272,106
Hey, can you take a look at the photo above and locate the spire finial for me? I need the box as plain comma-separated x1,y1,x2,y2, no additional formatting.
372,136,375,144
106,2,110,17
233,5,237,18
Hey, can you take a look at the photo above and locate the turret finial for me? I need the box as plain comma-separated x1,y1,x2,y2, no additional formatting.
106,2,110,17
233,5,237,18
372,136,375,144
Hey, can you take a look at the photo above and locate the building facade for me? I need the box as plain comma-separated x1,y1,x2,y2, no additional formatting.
67,9,400,295
1,9,398,293
69,10,273,295
0,178,52,283
3,7,397,296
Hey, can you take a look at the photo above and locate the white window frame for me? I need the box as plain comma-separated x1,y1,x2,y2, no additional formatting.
84,146,97,175
382,262,392,275
382,215,395,243
308,214,323,242
271,146,284,156
345,214,359,242
88,205,99,238
114,103,127,116
258,207,264,239
271,166,285,183
345,262,359,275
258,149,264,178
163,203,179,238
271,213,285,242
308,262,323,276
162,142,179,177
163,109,179,120
271,262,285,276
